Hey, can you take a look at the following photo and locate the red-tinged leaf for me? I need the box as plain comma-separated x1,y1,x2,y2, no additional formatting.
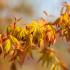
9,50,17,62
17,49,27,65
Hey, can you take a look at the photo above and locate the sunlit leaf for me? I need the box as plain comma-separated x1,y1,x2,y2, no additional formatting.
9,35,21,50
4,39,11,53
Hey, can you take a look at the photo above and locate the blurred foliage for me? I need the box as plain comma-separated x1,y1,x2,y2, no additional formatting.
0,1,70,70
0,3,6,10
13,2,34,17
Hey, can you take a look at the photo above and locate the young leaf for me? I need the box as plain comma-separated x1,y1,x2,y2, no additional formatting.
4,39,11,53
38,48,55,67
9,35,21,49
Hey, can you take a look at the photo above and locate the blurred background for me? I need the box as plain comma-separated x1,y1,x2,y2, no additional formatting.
0,0,70,70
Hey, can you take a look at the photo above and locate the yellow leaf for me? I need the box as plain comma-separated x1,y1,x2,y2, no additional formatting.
4,39,11,53
9,35,21,49
15,26,22,32
38,48,55,67
18,28,27,39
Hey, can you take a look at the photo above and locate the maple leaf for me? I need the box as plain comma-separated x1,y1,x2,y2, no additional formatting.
50,61,68,70
32,28,42,47
38,48,55,67
17,28,28,40
3,39,12,54
9,35,21,50
14,45,35,65
42,24,56,47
